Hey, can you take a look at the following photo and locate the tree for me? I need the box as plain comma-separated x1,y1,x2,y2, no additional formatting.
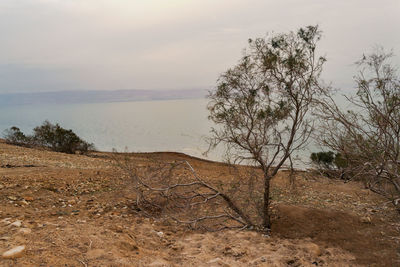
207,25,327,230
3,121,94,154
316,47,400,212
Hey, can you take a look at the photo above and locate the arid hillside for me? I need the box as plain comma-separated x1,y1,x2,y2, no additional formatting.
0,141,399,266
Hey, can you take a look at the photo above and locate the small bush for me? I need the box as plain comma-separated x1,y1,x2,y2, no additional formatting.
310,151,348,179
3,127,31,146
3,121,94,154
310,151,335,169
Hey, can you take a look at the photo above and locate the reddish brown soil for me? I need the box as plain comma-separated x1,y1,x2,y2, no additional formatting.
0,142,399,266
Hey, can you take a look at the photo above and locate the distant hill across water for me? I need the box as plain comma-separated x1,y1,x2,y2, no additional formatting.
0,89,208,106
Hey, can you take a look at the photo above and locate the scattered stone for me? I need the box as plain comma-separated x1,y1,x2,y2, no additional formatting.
207,258,231,267
1,218,12,224
113,225,124,233
2,245,25,259
23,196,34,201
7,196,17,201
19,200,29,206
250,256,270,265
18,228,32,235
360,216,372,224
148,259,171,266
156,231,164,238
208,258,223,264
10,220,22,227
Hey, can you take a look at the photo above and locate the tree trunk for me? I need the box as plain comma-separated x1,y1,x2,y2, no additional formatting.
219,193,254,227
262,173,272,231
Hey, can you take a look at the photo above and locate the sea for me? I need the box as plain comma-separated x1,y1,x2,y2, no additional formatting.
0,97,315,168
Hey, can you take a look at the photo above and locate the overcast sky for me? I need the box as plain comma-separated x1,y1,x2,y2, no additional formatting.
0,0,399,94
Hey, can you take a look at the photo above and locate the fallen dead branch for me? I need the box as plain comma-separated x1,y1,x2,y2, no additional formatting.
115,154,269,231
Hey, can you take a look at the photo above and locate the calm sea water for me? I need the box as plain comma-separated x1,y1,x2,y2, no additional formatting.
0,98,316,167
0,98,217,158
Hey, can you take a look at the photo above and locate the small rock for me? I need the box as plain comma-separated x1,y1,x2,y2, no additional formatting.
7,196,17,201
1,218,12,224
208,258,223,264
2,245,25,259
360,216,372,224
114,225,124,233
250,256,269,265
148,259,170,266
207,258,231,267
23,196,34,202
156,231,164,238
18,228,32,235
19,200,29,206
306,243,322,257
10,220,22,227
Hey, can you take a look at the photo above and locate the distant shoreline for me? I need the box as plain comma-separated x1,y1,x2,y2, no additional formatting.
0,88,209,106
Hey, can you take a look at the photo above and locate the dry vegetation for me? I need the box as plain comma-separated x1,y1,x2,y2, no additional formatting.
0,140,399,266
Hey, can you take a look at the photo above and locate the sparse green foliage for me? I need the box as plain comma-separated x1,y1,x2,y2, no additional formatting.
3,126,30,146
3,121,94,154
310,151,348,179
316,47,400,211
310,151,348,170
208,25,327,231
311,151,335,169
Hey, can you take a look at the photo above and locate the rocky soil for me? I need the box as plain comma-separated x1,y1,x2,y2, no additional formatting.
0,141,399,266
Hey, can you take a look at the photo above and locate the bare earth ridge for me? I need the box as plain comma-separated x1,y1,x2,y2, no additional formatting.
0,141,399,266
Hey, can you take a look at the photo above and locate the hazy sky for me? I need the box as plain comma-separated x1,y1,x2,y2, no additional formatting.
0,0,399,94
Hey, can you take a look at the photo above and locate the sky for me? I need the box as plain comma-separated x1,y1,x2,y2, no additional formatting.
0,0,399,94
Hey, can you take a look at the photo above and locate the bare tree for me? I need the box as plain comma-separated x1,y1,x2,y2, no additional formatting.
207,25,327,231
116,26,327,233
316,47,400,212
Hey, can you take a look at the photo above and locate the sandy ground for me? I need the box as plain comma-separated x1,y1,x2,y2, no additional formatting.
0,141,399,266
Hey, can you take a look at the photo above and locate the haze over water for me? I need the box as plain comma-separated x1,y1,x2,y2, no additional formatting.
0,97,317,168
0,98,214,158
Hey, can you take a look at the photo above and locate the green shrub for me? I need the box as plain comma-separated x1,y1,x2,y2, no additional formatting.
3,121,94,154
3,126,31,146
310,151,348,179
310,151,335,169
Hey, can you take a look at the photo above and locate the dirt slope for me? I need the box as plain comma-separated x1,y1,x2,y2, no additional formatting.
0,142,399,266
